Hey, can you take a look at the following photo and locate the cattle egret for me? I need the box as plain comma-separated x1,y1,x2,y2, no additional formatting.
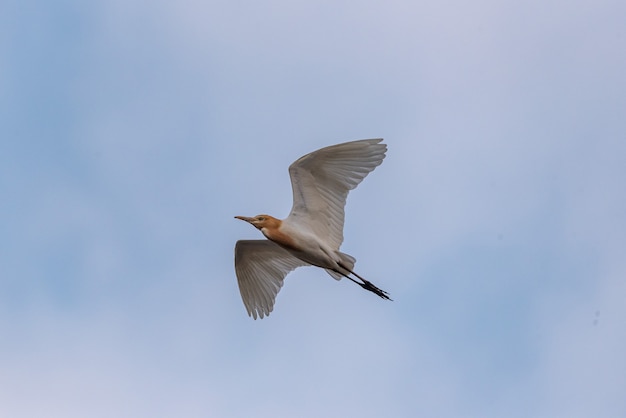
234,138,390,319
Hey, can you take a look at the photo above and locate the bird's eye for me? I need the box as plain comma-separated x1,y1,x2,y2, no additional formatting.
257,217,265,221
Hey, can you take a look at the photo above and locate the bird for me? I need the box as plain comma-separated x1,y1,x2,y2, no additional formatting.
234,138,390,319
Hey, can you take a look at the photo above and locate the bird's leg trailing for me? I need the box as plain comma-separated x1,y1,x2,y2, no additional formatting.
336,262,392,301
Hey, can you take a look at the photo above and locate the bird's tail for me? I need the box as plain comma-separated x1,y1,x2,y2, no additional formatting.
325,252,356,281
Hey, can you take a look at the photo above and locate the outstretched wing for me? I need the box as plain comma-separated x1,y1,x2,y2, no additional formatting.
287,138,386,250
234,240,309,319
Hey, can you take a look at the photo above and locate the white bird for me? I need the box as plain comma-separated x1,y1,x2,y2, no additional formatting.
234,138,390,319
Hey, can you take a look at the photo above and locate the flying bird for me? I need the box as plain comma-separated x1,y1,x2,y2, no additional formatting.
234,138,390,319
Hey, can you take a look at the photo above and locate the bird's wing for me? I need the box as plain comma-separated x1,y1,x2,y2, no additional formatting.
287,138,386,250
234,240,309,319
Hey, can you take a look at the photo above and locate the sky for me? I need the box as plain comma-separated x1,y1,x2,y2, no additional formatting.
1,0,625,417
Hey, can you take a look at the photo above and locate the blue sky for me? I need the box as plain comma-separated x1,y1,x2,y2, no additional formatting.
1,0,625,416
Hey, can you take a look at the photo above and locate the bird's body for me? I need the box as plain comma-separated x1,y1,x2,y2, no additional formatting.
258,217,339,268
234,138,389,319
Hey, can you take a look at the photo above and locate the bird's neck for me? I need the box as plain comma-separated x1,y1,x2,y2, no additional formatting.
261,219,299,251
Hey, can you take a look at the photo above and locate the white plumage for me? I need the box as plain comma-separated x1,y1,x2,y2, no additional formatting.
234,138,389,319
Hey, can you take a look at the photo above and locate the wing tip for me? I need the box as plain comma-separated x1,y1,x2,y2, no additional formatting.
248,306,272,320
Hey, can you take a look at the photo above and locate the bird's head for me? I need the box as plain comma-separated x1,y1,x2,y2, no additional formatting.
234,214,280,231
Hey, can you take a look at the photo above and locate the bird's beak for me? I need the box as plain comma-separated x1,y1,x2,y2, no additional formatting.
235,216,254,224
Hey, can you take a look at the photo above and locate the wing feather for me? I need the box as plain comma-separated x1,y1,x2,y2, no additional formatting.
287,138,386,249
234,240,309,319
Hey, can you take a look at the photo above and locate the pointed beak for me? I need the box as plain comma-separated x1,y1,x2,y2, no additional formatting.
235,216,254,224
